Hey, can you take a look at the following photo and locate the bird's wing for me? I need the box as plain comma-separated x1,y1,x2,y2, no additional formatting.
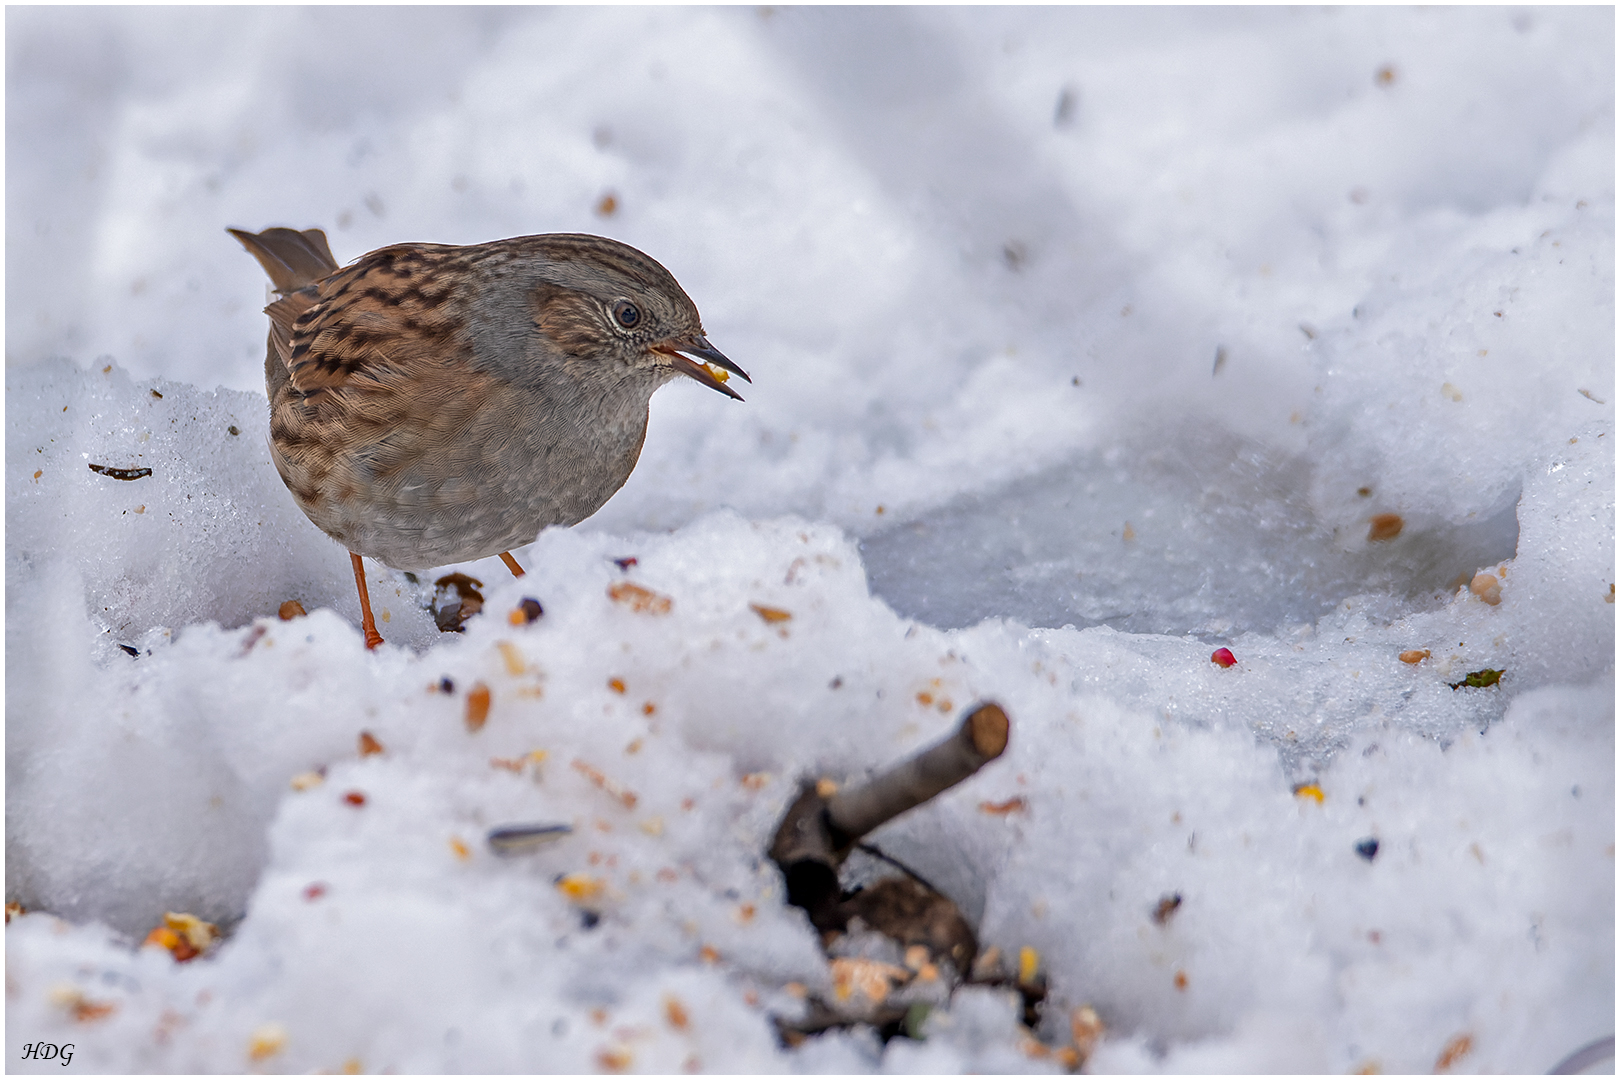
272,243,471,396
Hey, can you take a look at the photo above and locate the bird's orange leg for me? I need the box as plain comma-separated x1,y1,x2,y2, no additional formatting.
350,552,385,650
499,551,526,577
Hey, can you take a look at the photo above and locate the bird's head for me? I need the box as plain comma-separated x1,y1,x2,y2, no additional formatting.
523,234,750,400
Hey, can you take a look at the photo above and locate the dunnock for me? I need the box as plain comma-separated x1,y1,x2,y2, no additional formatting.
230,226,748,648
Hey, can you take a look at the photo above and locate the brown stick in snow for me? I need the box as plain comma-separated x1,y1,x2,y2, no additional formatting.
769,702,1009,925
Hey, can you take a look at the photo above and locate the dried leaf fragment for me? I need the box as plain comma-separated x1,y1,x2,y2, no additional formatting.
358,731,384,756
1450,668,1504,690
1152,892,1183,925
979,796,1027,816
608,581,672,615
1398,649,1430,664
663,995,690,1030
466,682,491,731
278,600,307,620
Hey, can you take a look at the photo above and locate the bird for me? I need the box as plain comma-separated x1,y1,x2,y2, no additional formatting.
229,226,748,648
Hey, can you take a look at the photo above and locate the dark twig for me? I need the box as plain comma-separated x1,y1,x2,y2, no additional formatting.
770,702,1009,927
854,842,946,899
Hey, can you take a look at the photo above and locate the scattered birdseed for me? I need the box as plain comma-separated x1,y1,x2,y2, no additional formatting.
466,682,491,731
1367,513,1404,542
488,823,572,856
88,463,152,481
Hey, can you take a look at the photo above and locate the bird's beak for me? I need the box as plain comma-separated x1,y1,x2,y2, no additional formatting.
652,335,751,401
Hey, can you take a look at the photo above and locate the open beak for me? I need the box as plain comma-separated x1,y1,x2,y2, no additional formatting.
652,335,751,401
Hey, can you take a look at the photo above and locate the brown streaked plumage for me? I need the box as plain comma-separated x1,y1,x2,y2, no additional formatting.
230,226,748,649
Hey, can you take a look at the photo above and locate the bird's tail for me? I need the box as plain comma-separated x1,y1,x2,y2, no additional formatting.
227,226,339,293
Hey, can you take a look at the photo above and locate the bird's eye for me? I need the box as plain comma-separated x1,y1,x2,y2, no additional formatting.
611,300,641,329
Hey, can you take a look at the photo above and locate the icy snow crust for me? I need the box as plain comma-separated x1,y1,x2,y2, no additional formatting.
5,7,1614,1074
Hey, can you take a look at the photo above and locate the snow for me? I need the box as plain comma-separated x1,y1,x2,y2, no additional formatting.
5,6,1613,1074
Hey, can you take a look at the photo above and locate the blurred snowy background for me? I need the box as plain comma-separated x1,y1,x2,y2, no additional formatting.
5,6,1613,1073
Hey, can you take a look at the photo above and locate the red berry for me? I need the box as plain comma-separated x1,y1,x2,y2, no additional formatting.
1211,648,1237,668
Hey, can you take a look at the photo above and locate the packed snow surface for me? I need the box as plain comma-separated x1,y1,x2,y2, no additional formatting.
6,7,1614,1074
